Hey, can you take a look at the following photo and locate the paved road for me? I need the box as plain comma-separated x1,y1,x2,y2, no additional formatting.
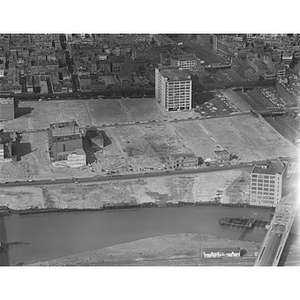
1,156,295,188
182,41,224,64
0,163,256,188
256,226,285,266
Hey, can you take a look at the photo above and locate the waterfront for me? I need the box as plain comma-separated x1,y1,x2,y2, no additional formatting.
0,205,272,265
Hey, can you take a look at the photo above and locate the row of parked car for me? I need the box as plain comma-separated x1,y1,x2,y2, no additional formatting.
259,87,286,108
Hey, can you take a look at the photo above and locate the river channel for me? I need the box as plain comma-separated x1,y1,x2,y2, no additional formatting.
0,206,272,266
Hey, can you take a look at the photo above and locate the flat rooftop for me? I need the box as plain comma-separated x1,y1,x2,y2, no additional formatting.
172,53,198,61
252,160,286,175
160,69,191,81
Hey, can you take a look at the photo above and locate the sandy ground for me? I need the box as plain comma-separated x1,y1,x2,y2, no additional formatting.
31,233,261,266
0,186,45,210
0,170,251,210
201,114,297,161
173,121,219,159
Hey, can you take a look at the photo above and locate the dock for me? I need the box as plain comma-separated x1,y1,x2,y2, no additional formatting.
219,217,269,240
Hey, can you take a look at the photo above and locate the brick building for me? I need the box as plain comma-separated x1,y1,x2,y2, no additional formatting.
48,120,86,167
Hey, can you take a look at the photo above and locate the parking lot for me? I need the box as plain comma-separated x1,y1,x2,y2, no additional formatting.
259,87,287,108
194,91,239,117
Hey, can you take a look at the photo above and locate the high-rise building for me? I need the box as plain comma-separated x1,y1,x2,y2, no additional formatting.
155,67,192,111
250,160,287,207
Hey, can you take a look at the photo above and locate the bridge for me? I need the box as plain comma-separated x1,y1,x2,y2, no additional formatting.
254,171,299,266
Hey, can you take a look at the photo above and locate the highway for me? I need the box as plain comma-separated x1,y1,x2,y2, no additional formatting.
254,185,299,266
256,225,285,266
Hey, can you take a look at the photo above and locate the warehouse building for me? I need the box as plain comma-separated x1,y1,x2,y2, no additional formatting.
170,53,199,70
155,67,192,111
168,153,198,169
250,159,287,207
202,248,240,258
48,120,86,168
214,149,230,163
0,98,15,121
0,130,16,162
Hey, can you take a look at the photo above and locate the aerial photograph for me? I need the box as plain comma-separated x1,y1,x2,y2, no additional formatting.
0,32,299,270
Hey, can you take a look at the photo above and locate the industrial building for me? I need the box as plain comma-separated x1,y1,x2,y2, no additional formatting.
48,120,86,168
214,149,230,163
250,159,287,207
155,67,192,111
0,98,15,121
170,53,199,70
0,130,16,162
202,248,240,258
168,153,198,169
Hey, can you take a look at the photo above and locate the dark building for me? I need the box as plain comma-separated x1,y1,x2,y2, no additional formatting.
168,153,198,169
86,128,104,151
48,120,86,167
97,60,111,73
0,130,16,161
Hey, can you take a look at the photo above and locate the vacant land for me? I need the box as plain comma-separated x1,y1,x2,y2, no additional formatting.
0,169,250,210
119,98,165,121
110,123,192,170
3,98,164,132
31,233,260,266
201,114,297,161
173,121,218,159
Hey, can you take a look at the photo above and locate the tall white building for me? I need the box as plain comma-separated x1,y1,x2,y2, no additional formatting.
250,160,287,207
155,67,192,111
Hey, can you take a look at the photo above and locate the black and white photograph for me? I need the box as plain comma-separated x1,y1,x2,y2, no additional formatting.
0,1,299,299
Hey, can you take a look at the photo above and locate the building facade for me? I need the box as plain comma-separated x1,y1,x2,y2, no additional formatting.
170,53,199,70
214,149,230,163
168,153,198,169
0,130,16,162
48,120,86,167
250,160,287,207
155,67,192,111
203,248,240,258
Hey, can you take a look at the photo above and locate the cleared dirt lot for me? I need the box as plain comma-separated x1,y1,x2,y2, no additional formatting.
88,97,164,125
119,98,165,121
110,123,192,170
3,98,163,131
0,169,250,210
201,114,297,161
173,121,218,159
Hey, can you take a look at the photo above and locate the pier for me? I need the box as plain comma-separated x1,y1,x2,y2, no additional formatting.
219,217,269,240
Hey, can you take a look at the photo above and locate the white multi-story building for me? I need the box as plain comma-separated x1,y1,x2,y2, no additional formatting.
250,160,287,207
155,67,192,111
170,53,199,70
